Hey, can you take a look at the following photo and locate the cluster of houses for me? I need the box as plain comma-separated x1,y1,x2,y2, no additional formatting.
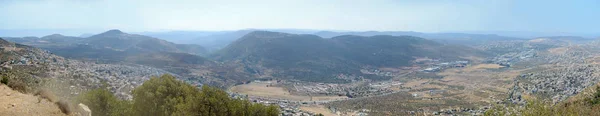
422,60,469,72
486,49,536,67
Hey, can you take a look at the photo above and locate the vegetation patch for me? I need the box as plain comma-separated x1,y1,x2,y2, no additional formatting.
78,74,280,116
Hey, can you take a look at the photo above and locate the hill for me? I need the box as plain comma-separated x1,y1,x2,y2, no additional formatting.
134,29,527,52
313,31,525,46
0,39,277,115
4,30,209,56
3,30,215,79
85,29,208,56
214,31,490,83
2,34,82,47
141,29,321,52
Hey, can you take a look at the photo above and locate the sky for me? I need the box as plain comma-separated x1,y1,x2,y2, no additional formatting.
0,0,599,36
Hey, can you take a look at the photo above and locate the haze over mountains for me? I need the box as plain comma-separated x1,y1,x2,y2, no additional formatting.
5,29,596,53
2,0,600,115
4,28,600,115
2,29,500,84
214,31,490,82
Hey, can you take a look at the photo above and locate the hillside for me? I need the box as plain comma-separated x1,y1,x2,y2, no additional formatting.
2,36,279,115
313,31,525,46
0,85,67,116
214,31,490,83
85,29,208,56
3,30,208,56
3,31,215,80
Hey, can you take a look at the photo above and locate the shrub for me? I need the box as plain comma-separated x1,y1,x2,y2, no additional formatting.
8,80,28,93
584,86,600,105
56,100,73,115
75,74,280,116
77,87,131,116
1,76,8,85
131,74,199,116
79,74,279,116
485,87,600,116
35,89,57,102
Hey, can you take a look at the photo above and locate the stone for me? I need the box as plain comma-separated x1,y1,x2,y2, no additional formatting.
79,103,92,116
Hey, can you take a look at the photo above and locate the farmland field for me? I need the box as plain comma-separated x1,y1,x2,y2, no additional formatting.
230,81,347,101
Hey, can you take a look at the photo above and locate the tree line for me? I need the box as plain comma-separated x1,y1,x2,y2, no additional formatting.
78,74,279,116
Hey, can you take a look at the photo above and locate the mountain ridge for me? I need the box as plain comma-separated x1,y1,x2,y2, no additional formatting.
214,31,490,82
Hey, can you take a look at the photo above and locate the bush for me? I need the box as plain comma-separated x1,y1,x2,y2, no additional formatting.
78,87,131,116
584,86,600,105
35,89,57,103
132,74,198,116
1,76,8,85
57,100,73,115
8,80,29,93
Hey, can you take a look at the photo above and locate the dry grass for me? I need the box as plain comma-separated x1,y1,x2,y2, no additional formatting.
56,100,72,115
7,81,29,93
548,47,569,54
35,89,58,103
404,79,431,87
1,46,23,51
399,63,521,107
586,56,600,64
460,56,485,63
0,85,67,116
529,38,547,43
461,64,504,72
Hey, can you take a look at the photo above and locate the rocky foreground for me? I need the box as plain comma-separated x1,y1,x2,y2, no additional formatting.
0,85,67,116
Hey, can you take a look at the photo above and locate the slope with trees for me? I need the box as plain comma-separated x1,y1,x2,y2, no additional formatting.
214,31,490,83
78,74,279,116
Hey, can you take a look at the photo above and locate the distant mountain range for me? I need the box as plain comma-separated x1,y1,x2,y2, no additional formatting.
3,30,212,76
137,29,530,52
3,29,591,84
4,30,208,56
140,29,598,53
213,31,490,82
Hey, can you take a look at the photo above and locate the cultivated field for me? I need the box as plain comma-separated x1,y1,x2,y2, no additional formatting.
230,81,347,101
461,63,504,72
300,105,338,116
328,63,522,115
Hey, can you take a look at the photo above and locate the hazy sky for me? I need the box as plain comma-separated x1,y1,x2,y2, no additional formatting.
0,0,599,34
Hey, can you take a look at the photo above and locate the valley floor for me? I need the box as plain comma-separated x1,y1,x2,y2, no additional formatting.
230,81,348,102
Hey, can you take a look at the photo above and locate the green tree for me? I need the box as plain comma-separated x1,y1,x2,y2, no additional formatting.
132,74,198,116
79,74,279,116
78,87,131,116
585,86,600,105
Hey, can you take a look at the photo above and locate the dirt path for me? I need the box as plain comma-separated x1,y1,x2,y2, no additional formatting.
0,85,67,116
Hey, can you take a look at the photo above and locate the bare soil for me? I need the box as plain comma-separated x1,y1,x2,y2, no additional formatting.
0,85,67,116
230,81,347,101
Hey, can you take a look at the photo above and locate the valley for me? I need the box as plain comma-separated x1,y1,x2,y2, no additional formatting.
1,1,598,116
2,30,600,116
220,35,600,115
230,81,348,102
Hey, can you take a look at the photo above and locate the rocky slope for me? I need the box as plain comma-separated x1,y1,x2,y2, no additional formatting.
0,85,67,116
508,41,600,104
1,37,175,100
